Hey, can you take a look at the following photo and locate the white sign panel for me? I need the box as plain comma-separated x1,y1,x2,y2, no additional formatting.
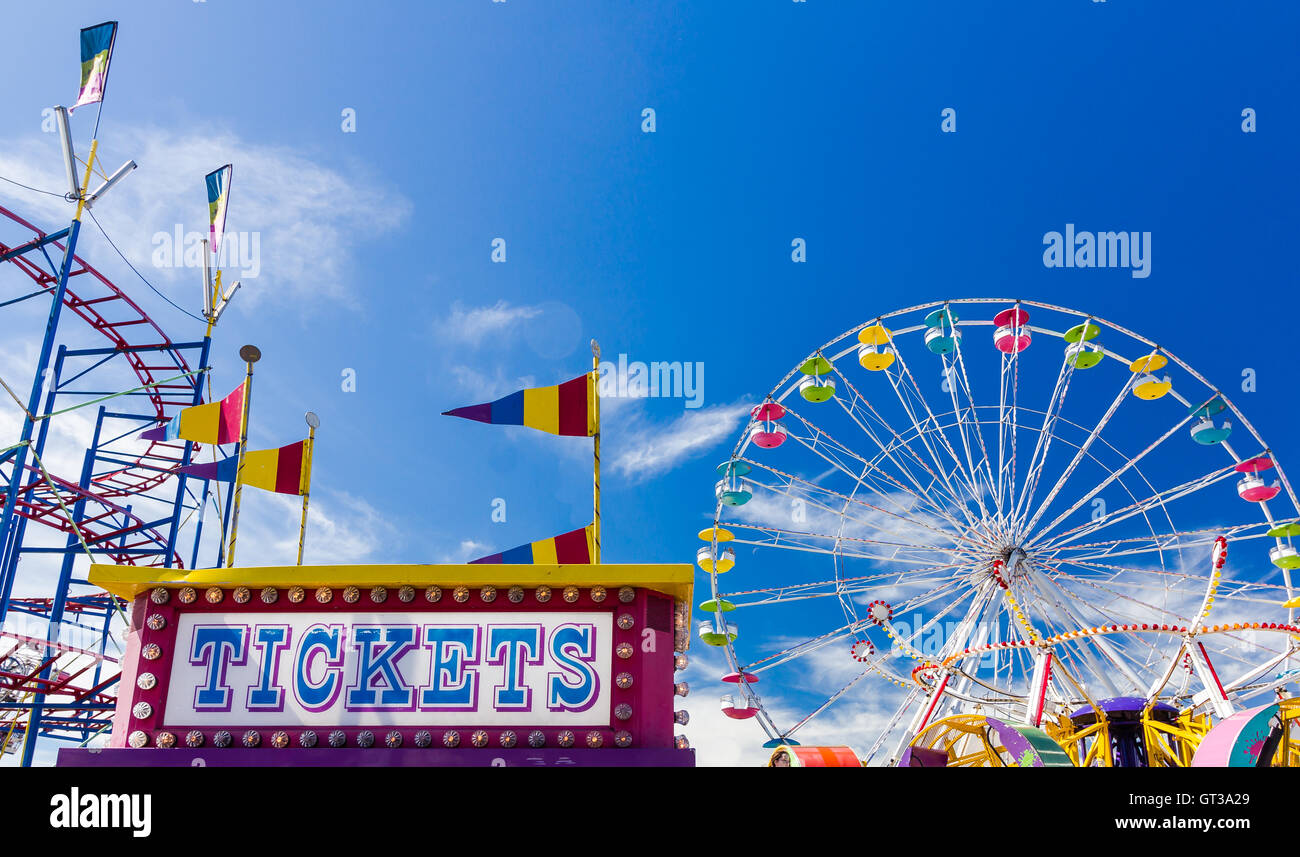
164,612,612,727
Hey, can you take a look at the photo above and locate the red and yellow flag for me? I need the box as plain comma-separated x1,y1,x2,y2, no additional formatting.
141,383,244,444
239,439,311,496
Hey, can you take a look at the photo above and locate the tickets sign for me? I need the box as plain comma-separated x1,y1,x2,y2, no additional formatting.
82,563,694,764
168,612,613,727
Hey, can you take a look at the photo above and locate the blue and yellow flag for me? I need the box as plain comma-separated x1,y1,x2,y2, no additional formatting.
71,22,117,112
206,165,233,254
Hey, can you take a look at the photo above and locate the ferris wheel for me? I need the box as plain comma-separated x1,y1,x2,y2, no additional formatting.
697,299,1300,766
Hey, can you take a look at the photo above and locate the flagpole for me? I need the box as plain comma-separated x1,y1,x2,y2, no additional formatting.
297,412,319,566
592,339,601,564
225,344,260,567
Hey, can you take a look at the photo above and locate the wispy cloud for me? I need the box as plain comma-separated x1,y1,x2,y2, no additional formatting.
436,539,491,564
607,400,749,481
0,123,410,311
448,364,537,398
677,643,910,766
436,300,542,347
229,487,397,566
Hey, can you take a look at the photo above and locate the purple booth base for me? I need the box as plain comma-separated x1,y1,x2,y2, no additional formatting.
57,747,695,767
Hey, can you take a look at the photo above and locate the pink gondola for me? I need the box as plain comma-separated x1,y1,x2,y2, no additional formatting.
720,694,760,719
992,307,1031,353
749,401,788,449
1236,455,1280,501
1234,455,1274,474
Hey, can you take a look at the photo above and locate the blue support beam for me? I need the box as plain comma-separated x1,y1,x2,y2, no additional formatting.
0,227,71,263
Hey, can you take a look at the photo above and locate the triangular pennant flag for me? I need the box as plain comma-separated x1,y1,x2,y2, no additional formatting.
206,165,233,254
238,439,311,496
71,21,117,112
141,383,244,444
443,373,596,437
470,524,594,564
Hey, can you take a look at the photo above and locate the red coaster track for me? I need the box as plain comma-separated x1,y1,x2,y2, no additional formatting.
0,204,198,568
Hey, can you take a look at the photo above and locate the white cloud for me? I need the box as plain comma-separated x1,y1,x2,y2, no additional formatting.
0,122,410,312
448,364,537,398
217,487,395,568
436,300,542,346
607,400,749,482
677,646,775,766
677,643,913,766
437,539,491,564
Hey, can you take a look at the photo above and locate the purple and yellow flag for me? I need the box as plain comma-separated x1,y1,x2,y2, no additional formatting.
443,373,596,437
141,383,244,445
206,165,233,254
177,455,238,483
178,440,310,496
71,22,118,112
470,524,594,564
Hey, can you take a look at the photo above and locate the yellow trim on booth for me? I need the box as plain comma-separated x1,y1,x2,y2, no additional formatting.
89,562,694,603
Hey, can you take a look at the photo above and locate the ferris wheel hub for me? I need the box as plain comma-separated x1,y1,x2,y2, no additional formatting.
1002,546,1030,577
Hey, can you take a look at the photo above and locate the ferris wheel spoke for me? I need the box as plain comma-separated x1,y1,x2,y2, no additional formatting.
886,342,992,522
744,577,976,676
724,525,968,566
738,455,975,550
1017,375,1135,538
780,402,977,528
1046,565,1195,624
1051,560,1293,610
782,665,880,740
829,369,978,532
1032,464,1238,552
721,568,967,608
947,324,1004,513
933,325,998,516
742,618,874,674
1010,345,1077,529
724,504,964,570
1032,570,1194,684
939,350,1000,524
1048,557,1213,588
1004,347,1026,527
1026,412,1197,548
1021,570,1134,695
833,367,983,527
923,578,998,662
1045,522,1269,563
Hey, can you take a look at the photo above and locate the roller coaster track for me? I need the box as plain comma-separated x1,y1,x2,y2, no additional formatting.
0,203,198,569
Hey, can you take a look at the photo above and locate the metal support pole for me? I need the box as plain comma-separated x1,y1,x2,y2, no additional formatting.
162,334,212,568
592,340,601,564
225,345,260,567
0,219,84,621
296,413,318,566
191,480,210,570
0,345,68,602
216,465,235,568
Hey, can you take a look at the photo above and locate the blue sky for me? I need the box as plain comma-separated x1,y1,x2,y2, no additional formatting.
2,2,1298,765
